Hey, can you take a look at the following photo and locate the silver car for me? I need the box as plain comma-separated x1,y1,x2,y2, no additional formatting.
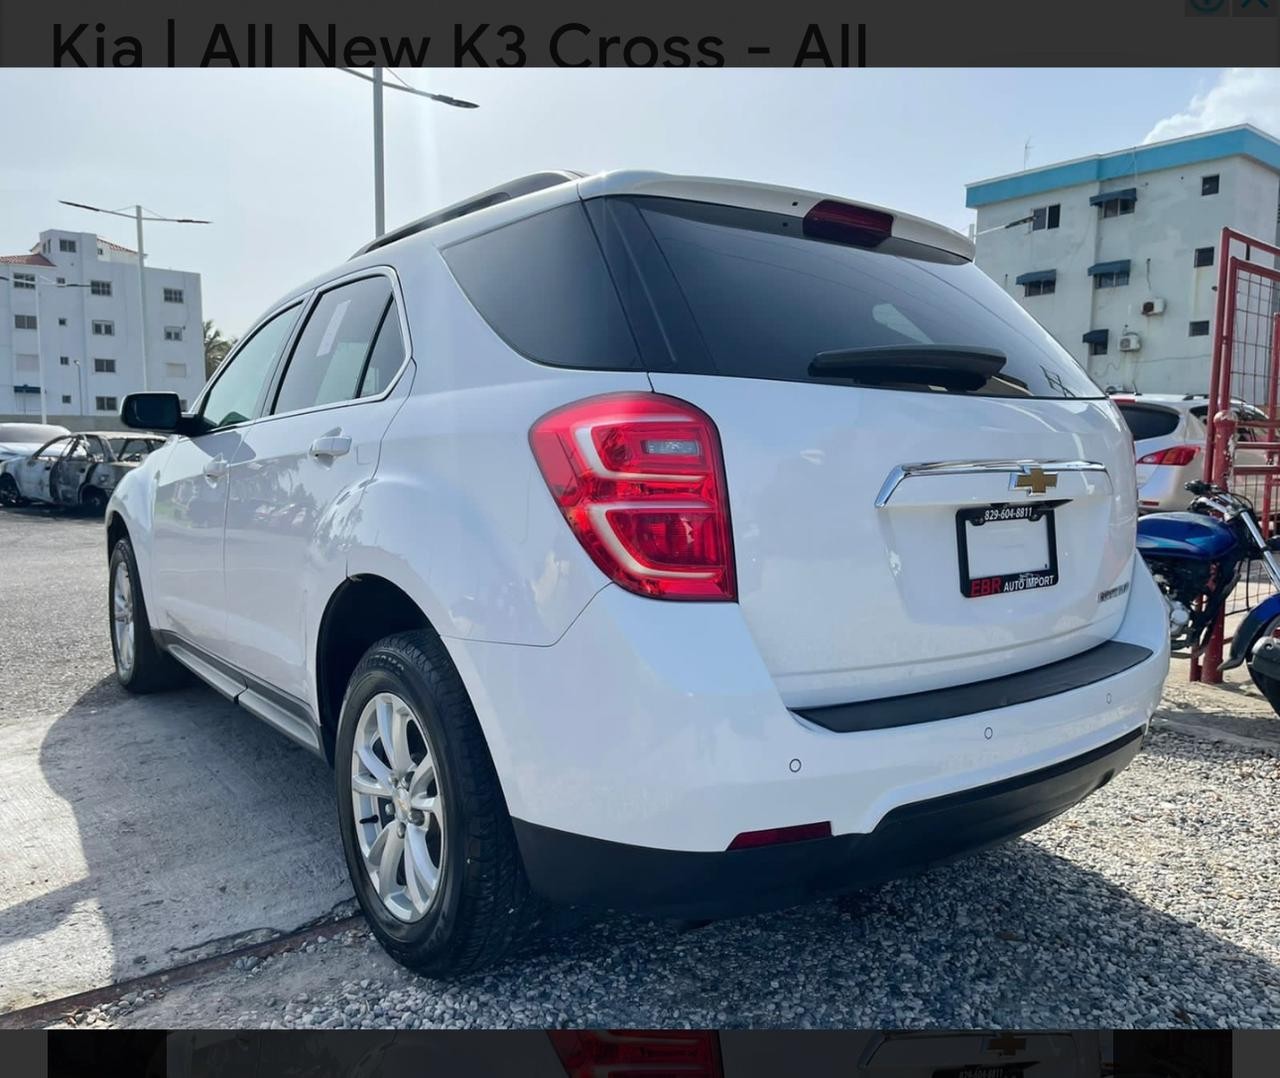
0,430,164,512
1111,396,1207,513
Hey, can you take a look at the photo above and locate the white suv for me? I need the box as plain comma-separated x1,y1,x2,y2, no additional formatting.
106,170,1170,974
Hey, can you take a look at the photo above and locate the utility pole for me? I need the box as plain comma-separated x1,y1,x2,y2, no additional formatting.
59,200,210,399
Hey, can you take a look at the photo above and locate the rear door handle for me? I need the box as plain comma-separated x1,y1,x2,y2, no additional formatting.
203,456,228,481
309,434,352,460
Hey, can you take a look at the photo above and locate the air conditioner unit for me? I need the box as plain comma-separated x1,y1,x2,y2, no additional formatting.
1141,297,1166,316
1118,332,1142,352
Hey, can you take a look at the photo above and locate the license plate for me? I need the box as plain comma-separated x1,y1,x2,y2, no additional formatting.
956,503,1059,598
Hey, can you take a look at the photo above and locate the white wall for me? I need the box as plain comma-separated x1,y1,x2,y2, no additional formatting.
0,228,206,424
974,156,1280,396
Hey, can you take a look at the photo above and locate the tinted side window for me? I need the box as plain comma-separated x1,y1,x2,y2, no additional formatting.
359,301,406,397
202,305,300,429
1118,404,1180,441
442,203,639,370
274,276,392,415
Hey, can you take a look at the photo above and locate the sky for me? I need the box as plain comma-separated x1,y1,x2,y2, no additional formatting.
2,67,1278,338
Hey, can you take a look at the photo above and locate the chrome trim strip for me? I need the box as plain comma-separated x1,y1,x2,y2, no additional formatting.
875,459,1108,508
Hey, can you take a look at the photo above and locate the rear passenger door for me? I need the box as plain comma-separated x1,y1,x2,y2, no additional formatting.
222,270,411,709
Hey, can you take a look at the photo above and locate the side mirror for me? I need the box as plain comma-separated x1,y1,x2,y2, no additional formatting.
120,392,206,436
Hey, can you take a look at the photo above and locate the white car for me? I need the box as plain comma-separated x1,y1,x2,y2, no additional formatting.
0,430,164,511
0,421,70,465
1110,396,1207,513
105,170,1170,974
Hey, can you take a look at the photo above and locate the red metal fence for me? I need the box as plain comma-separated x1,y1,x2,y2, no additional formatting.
1195,226,1280,682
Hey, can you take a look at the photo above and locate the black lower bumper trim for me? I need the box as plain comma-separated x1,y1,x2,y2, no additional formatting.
795,640,1153,733
512,727,1144,919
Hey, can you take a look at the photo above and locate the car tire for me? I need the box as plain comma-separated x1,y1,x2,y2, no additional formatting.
1249,662,1280,715
335,630,541,974
109,538,188,693
82,487,108,514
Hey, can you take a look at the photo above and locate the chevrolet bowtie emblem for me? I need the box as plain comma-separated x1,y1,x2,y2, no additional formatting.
1012,467,1058,496
987,1034,1027,1056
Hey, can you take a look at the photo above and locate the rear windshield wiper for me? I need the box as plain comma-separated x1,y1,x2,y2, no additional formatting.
808,345,1008,392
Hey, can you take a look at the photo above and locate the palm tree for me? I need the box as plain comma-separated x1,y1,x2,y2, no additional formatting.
203,320,236,378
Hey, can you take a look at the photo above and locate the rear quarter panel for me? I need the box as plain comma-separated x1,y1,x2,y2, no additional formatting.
343,248,649,646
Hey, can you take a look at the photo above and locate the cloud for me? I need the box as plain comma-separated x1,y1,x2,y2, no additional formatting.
1144,68,1280,143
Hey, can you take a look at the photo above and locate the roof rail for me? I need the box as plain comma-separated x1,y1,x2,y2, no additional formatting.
350,170,588,258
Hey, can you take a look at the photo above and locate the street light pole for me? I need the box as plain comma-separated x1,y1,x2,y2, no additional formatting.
336,67,478,239
134,205,152,391
373,67,386,238
1,273,90,425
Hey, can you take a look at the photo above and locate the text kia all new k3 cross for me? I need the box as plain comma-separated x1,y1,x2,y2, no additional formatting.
105,170,1171,973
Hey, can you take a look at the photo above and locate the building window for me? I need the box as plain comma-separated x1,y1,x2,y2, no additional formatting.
59,238,77,253
94,358,116,373
1023,279,1055,297
90,279,112,296
59,356,69,366
1031,204,1060,231
14,314,37,330
163,287,185,303
15,354,38,372
1099,196,1135,218
12,272,34,290
164,362,188,379
1193,246,1215,268
56,277,65,285
57,317,67,326
61,394,72,404
164,326,184,341
92,320,114,336
95,396,118,412
1190,320,1211,337
1082,329,1109,356
1201,174,1220,196
1094,270,1130,289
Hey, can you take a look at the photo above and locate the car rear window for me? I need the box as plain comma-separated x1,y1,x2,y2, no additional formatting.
441,203,640,370
592,196,1104,398
1117,403,1181,440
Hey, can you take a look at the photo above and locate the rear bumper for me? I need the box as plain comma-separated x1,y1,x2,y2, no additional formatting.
513,726,1143,918
445,555,1169,872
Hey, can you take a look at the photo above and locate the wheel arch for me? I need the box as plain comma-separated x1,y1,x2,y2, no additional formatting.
313,574,435,765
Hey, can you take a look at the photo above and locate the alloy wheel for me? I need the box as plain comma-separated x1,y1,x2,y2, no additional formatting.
111,561,135,679
350,692,446,922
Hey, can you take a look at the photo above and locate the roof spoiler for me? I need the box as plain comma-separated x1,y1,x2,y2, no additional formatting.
350,170,588,258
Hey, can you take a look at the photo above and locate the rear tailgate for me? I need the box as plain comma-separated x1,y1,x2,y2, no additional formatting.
588,191,1136,707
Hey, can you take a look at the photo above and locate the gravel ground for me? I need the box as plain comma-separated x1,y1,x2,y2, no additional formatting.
6,510,1280,1029
53,719,1280,1030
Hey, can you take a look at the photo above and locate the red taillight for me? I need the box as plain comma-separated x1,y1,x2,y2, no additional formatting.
727,821,833,850
550,1030,723,1078
803,199,893,248
1137,445,1200,466
529,393,736,601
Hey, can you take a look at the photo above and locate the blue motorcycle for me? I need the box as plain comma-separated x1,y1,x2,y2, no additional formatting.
1137,479,1280,712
